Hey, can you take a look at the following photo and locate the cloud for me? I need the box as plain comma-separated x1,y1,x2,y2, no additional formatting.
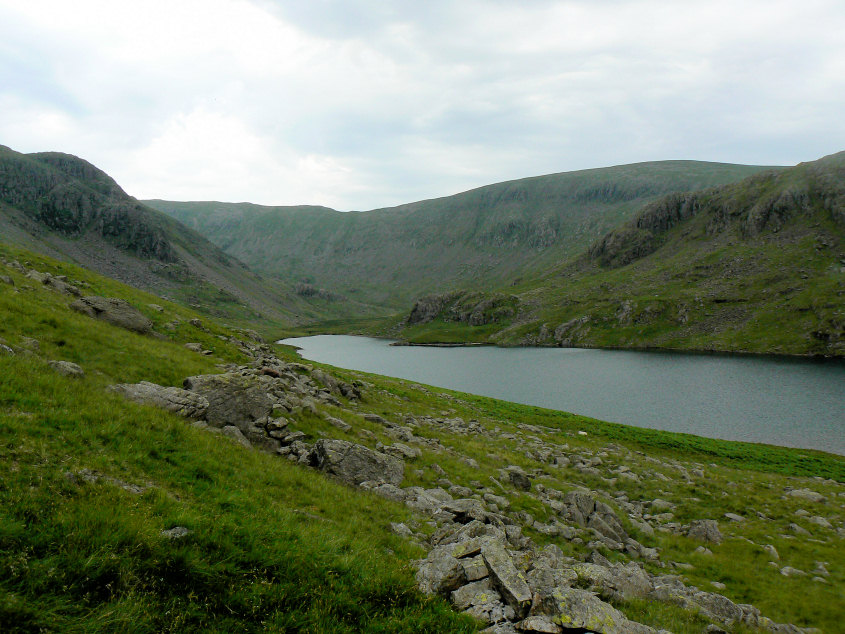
1,0,843,209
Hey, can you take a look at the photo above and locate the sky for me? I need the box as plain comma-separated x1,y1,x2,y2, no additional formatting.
1,0,844,211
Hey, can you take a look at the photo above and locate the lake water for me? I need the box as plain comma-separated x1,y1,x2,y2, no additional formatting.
279,335,845,455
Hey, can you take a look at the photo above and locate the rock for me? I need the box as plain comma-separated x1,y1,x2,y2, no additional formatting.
572,562,654,602
763,544,779,561
416,545,466,596
787,522,811,536
780,566,806,577
506,466,532,491
184,372,275,428
481,539,532,617
161,526,191,539
442,499,489,524
807,516,832,529
389,522,412,537
462,555,490,581
0,343,13,356
530,586,639,633
185,343,203,352
451,578,499,610
324,415,352,432
0,274,14,286
309,439,404,486
221,425,252,448
381,442,421,460
110,381,209,418
785,488,826,503
189,318,204,329
687,519,723,544
47,360,84,377
724,512,744,522
148,303,164,312
515,616,561,633
70,296,153,334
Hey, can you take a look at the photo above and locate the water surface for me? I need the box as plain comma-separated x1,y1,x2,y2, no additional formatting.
280,335,845,455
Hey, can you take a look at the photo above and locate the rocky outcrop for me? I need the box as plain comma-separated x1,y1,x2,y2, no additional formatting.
109,381,209,418
70,296,153,334
309,439,404,486
407,291,519,327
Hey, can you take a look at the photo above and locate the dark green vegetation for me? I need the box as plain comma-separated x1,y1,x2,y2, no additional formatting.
387,152,845,356
146,160,772,309
0,145,377,327
2,244,844,633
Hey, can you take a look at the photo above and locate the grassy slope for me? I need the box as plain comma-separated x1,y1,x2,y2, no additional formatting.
146,160,774,310
0,146,376,328
388,155,845,356
0,244,474,633
2,244,844,633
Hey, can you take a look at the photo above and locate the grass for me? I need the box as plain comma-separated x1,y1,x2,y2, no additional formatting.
2,244,844,633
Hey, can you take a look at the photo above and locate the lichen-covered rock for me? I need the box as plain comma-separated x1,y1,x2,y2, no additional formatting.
70,296,152,334
47,360,84,377
415,545,467,596
308,438,404,486
481,539,532,617
530,587,651,633
110,381,209,418
571,562,654,602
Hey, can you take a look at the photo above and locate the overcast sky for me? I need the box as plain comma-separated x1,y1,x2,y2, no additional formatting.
1,0,844,210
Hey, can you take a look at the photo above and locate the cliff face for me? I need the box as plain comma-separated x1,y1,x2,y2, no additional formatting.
588,152,845,269
0,147,176,261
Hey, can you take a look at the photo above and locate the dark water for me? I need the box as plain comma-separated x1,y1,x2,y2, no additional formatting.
280,335,845,455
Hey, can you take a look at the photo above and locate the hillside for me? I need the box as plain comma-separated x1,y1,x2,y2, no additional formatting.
390,152,845,357
1,243,843,633
146,160,774,309
0,145,374,325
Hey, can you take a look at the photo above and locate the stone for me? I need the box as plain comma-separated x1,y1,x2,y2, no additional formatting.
687,519,723,544
572,562,654,602
442,499,489,524
416,546,466,596
221,425,252,448
530,586,636,634
184,372,275,428
70,296,153,334
724,512,744,522
0,343,13,356
780,566,806,577
807,516,832,529
515,616,562,633
785,488,826,503
161,526,191,539
506,466,532,491
324,416,352,432
389,522,412,537
110,382,209,418
451,578,499,610
148,303,164,312
309,438,404,486
481,539,532,616
763,544,779,561
185,342,203,352
462,555,490,581
47,360,84,377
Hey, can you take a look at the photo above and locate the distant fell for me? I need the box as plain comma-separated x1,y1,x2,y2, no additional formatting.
147,160,775,309
0,145,368,324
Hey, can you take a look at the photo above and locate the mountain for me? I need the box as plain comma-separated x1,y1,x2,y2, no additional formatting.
0,145,372,324
146,160,774,309
393,152,845,356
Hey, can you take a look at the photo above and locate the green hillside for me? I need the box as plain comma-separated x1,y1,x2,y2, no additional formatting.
2,242,843,633
146,160,774,310
388,153,845,357
0,145,379,326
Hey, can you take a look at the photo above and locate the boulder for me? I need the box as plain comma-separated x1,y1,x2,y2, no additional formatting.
110,381,209,418
47,360,84,378
688,519,724,544
416,545,467,596
309,439,404,486
572,562,654,602
70,296,152,334
481,539,532,617
530,587,646,633
786,488,826,503
183,372,275,429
